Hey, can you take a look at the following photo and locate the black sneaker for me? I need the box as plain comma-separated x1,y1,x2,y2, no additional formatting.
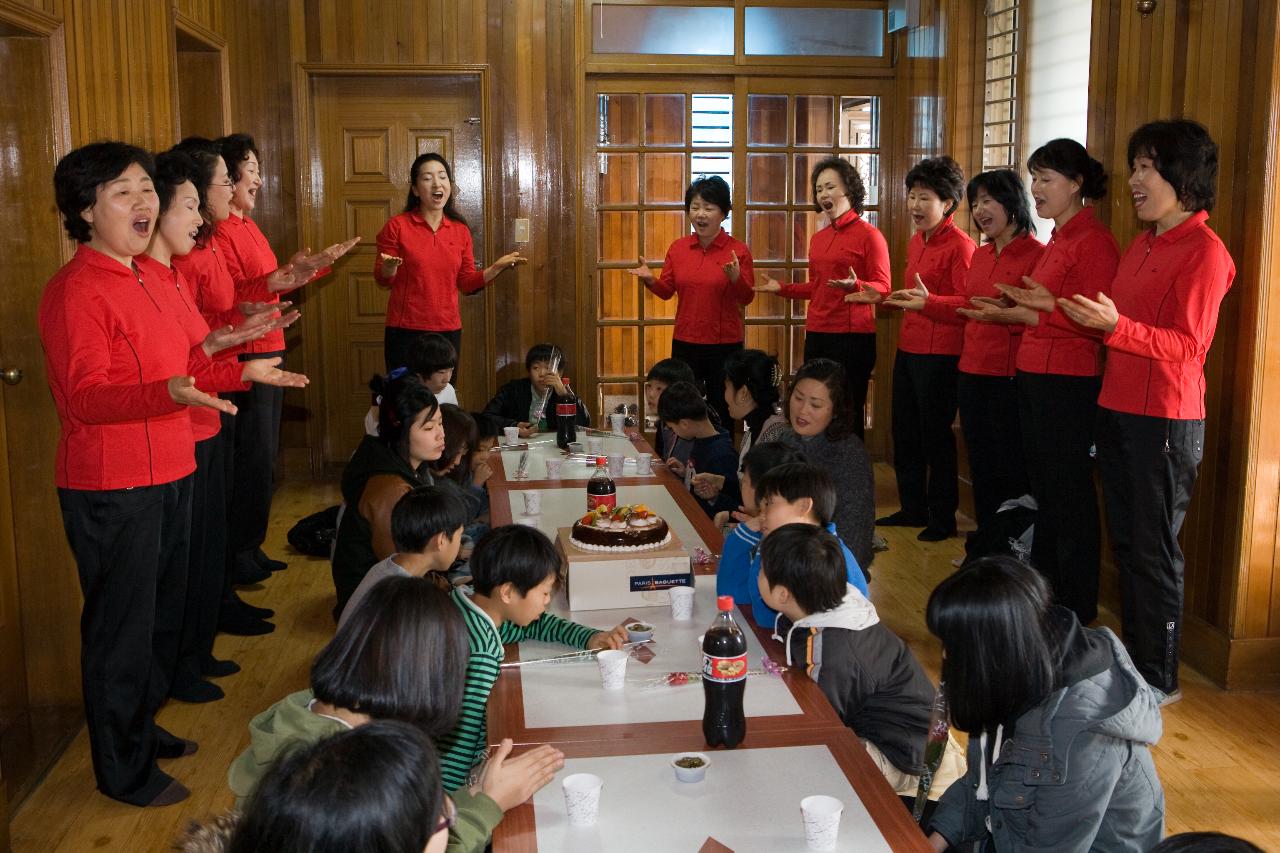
202,657,241,678
155,725,198,759
231,553,270,585
875,511,929,527
218,613,275,636
254,548,288,573
226,592,274,620
170,679,225,704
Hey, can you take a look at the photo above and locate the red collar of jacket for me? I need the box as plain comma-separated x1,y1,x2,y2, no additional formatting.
406,209,465,234
1144,209,1209,249
1051,205,1101,241
76,243,142,277
679,229,731,252
829,208,862,231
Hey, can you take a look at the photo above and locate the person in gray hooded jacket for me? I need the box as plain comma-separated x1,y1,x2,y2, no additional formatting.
925,556,1164,853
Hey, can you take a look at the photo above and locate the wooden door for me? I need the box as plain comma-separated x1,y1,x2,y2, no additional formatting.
173,14,231,139
0,14,82,818
309,74,485,467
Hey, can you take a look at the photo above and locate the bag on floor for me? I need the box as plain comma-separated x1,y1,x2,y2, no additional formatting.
287,505,341,557
963,495,1036,566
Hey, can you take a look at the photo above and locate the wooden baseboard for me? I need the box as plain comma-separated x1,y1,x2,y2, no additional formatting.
1180,615,1280,690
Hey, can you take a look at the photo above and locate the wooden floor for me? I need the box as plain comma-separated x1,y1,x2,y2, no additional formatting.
9,467,1280,851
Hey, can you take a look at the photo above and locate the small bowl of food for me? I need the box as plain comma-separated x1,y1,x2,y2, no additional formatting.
671,752,710,783
626,622,655,643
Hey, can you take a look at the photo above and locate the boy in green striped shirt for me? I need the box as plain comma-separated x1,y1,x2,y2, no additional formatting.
439,525,628,790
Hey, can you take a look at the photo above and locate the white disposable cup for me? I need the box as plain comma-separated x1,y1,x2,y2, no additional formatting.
607,455,625,478
522,491,542,515
609,413,626,434
545,457,563,479
516,516,540,528
669,585,696,621
587,436,605,457
800,795,844,851
562,773,604,826
503,426,519,445
636,452,653,475
596,649,629,689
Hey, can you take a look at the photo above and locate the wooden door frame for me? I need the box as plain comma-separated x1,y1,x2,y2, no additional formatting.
293,63,494,477
170,9,232,138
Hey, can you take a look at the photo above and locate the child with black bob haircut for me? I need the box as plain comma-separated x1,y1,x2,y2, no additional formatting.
715,441,804,604
658,380,741,518
742,462,868,626
481,343,589,436
440,525,627,791
336,485,470,628
644,357,698,462
757,524,963,803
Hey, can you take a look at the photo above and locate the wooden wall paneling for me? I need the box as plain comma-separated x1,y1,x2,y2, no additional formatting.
173,11,231,139
173,0,222,34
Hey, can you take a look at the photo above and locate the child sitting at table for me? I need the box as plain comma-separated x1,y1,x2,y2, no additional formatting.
480,343,589,437
644,357,697,462
715,441,804,601
757,524,965,802
742,462,868,627
657,380,740,519
337,486,468,629
439,525,629,791
430,405,493,526
366,333,460,436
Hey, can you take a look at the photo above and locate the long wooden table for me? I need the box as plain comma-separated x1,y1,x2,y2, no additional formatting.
484,430,931,852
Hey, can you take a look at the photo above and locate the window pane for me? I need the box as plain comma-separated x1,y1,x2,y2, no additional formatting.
839,96,879,147
745,324,787,360
644,325,675,370
842,152,880,207
692,94,732,147
644,210,687,260
744,8,884,57
747,211,788,262
748,94,788,146
599,382,640,431
747,154,787,204
864,209,880,229
598,326,638,377
793,211,823,262
591,5,734,55
598,211,638,262
790,325,806,371
793,153,825,205
644,153,686,203
599,154,638,205
794,95,835,147
644,286,678,320
791,268,809,319
598,94,639,146
746,285,786,319
646,94,685,146
598,269,639,321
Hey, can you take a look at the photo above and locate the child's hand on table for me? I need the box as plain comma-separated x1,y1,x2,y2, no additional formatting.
665,457,686,477
473,738,565,812
691,472,724,500
517,421,537,438
587,623,630,650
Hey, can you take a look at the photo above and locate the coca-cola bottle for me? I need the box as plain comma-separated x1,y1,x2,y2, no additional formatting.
702,595,747,748
555,378,578,450
586,456,616,511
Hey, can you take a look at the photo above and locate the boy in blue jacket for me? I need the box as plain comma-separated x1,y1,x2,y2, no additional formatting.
715,441,804,606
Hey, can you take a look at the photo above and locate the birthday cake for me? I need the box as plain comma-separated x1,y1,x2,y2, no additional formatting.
570,504,671,552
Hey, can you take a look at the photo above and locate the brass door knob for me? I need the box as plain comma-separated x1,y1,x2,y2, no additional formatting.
1,367,23,385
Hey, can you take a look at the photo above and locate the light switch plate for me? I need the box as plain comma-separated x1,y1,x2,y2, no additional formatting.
514,218,530,243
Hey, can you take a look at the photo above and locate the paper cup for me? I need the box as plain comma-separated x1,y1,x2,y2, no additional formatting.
516,516,540,528
596,649,629,689
609,413,626,434
545,457,563,479
562,773,603,826
800,795,844,851
636,452,653,475
669,585,696,621
503,426,520,445
587,436,605,457
522,491,542,515
606,455,625,478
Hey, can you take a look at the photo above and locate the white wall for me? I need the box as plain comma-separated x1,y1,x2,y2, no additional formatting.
1024,0,1093,239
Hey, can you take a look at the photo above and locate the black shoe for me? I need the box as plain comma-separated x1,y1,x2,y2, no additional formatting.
231,553,270,585
170,679,225,703
202,657,241,678
218,613,276,636
254,548,288,572
226,592,274,620
155,726,198,759
875,511,929,527
917,525,956,542
147,778,190,807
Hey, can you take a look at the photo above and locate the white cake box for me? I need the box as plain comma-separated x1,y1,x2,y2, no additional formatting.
555,526,693,611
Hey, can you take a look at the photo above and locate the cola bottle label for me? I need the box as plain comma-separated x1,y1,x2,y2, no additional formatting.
586,493,616,512
556,403,576,418
702,652,748,683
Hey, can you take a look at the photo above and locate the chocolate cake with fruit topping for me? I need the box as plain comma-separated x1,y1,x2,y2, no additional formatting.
570,504,671,552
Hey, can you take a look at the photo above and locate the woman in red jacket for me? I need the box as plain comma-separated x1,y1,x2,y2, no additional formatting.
887,169,1044,535
628,175,753,427
40,142,294,806
754,157,891,439
879,157,976,541
1058,121,1233,699
375,152,525,376
997,139,1119,625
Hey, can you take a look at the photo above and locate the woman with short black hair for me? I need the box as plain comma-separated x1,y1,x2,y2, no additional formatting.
629,175,754,427
924,557,1164,853
879,156,976,542
755,157,891,438
1057,120,1234,699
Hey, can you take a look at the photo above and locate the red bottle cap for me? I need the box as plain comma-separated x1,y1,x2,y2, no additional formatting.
717,595,734,611
596,456,607,465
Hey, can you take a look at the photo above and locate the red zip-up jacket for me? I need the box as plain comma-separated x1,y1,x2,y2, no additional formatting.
921,233,1046,376
778,209,891,334
1098,211,1235,420
39,246,245,490
1016,206,1120,376
647,230,754,345
374,210,485,332
898,216,977,355
173,241,245,441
